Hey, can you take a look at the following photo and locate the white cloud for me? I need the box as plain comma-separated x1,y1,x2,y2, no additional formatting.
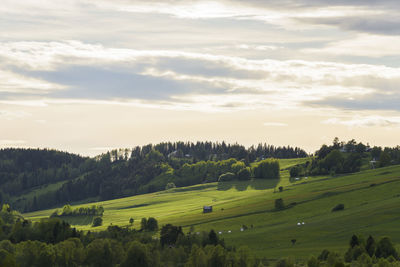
304,34,400,57
323,116,400,127
0,69,64,94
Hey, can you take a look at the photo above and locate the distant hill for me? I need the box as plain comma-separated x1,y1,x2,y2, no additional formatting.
0,142,307,212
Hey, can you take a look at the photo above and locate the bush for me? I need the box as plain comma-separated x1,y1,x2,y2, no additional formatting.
332,204,345,212
92,217,103,227
218,172,236,182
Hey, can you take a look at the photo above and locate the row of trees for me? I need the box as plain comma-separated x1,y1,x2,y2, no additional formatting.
218,159,280,182
50,205,104,217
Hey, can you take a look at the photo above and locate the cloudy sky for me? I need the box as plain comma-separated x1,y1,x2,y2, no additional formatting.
1,0,400,156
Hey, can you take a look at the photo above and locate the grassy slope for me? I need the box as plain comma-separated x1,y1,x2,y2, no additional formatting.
24,158,400,259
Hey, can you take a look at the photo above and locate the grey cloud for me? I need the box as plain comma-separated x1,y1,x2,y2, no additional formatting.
309,93,400,111
154,57,267,79
230,0,400,9
298,16,400,35
27,66,227,100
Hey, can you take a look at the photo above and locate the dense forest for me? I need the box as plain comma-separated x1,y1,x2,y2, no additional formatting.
0,204,399,267
0,142,302,212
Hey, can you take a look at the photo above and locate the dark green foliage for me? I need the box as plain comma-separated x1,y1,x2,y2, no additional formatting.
379,151,392,167
307,255,319,267
375,237,398,259
92,217,102,227
318,249,331,261
275,198,285,210
371,146,382,159
86,238,124,267
279,186,283,192
237,167,251,180
140,217,158,231
208,230,218,246
290,165,304,178
331,204,344,212
253,159,280,179
342,235,399,263
218,172,236,182
160,224,183,247
366,235,376,257
0,248,17,267
275,257,294,267
121,241,152,267
141,218,147,231
350,234,360,248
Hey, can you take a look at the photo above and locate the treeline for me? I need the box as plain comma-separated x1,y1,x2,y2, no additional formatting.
303,234,399,267
290,138,400,177
128,141,307,162
0,204,261,267
0,148,94,198
0,142,304,213
50,205,104,217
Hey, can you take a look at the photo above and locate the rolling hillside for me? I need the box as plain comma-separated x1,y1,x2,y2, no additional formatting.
24,159,400,259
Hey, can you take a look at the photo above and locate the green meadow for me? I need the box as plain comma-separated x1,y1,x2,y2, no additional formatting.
24,158,400,260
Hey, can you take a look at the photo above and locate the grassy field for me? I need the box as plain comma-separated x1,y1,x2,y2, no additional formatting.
24,158,400,260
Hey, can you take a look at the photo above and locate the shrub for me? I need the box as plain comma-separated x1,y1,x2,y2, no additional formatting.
332,204,344,212
92,217,103,227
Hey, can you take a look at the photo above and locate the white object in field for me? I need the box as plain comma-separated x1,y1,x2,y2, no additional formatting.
295,178,299,180
218,231,222,234
302,222,305,225
297,222,301,226
305,177,308,179
228,230,231,233
240,228,244,232
196,232,200,235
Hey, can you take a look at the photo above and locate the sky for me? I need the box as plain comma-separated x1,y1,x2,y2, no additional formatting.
1,0,400,156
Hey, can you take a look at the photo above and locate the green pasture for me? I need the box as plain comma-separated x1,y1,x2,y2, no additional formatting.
24,158,400,260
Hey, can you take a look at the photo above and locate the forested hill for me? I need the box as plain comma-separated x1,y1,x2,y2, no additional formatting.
0,142,307,212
